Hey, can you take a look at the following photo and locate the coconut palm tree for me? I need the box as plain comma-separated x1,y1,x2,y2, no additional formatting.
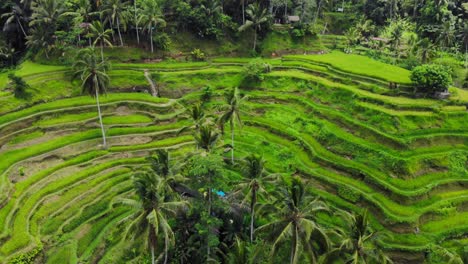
29,0,65,28
338,210,393,264
257,177,330,264
72,48,110,148
119,172,188,264
101,0,129,46
231,154,278,242
140,0,166,53
194,124,220,153
416,38,436,64
457,22,468,69
218,87,247,163
238,3,269,52
25,25,54,58
2,3,28,37
177,104,206,136
61,0,94,46
437,18,456,50
89,20,113,62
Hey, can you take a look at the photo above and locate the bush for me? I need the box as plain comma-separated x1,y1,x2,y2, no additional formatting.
190,48,206,61
8,74,30,99
410,64,452,95
243,58,272,81
152,32,171,51
337,186,361,202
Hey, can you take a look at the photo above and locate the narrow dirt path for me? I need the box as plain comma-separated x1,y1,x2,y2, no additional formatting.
144,69,158,97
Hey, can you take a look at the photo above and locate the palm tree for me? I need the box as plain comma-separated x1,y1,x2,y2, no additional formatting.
238,3,269,52
72,48,110,148
177,104,206,136
194,124,220,153
2,4,28,37
218,87,247,163
119,172,188,264
437,18,456,50
101,0,129,46
388,22,403,61
29,0,65,29
257,177,330,264
61,0,93,46
416,38,436,64
339,210,393,264
457,22,468,69
146,149,188,196
25,25,54,58
140,0,166,53
232,154,278,242
89,20,113,62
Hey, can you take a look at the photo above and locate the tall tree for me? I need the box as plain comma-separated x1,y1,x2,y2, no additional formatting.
238,3,269,52
140,0,166,53
257,177,330,264
89,20,113,62
29,0,65,29
2,3,28,37
218,87,247,163
101,0,129,46
72,48,110,148
231,154,278,242
458,22,468,69
339,210,393,264
120,172,187,264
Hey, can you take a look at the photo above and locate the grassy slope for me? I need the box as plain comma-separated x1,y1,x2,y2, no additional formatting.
0,53,467,262
286,50,413,84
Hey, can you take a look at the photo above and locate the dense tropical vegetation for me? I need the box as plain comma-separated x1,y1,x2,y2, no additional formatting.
0,0,467,263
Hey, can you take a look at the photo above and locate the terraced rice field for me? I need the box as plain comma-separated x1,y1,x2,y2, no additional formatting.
0,53,467,263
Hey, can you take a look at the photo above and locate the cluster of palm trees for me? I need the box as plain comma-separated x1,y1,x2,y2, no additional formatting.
99,82,393,263
2,0,167,57
121,149,393,263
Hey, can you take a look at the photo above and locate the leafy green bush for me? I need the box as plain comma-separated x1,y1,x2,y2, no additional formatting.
8,74,30,99
410,64,452,94
337,186,361,202
153,32,172,51
190,48,206,61
243,58,272,81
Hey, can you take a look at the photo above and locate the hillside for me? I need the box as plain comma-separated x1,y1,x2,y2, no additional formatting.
0,50,467,263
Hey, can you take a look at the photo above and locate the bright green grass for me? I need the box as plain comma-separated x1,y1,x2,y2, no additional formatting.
0,61,66,88
34,113,97,126
286,51,412,84
102,114,152,124
8,131,44,145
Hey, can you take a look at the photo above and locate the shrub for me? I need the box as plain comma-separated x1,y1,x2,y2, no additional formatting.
337,186,361,202
243,58,272,81
410,64,452,95
8,74,30,99
153,32,171,51
200,85,212,103
190,48,206,61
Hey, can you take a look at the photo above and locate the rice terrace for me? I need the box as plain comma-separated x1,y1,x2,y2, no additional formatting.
0,0,468,263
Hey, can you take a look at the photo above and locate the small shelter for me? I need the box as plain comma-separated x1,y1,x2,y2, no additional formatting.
287,16,300,23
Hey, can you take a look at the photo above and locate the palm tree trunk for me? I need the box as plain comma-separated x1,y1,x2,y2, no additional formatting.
231,125,235,163
151,244,155,264
207,187,212,262
314,0,322,25
95,89,107,148
134,1,140,45
150,27,154,53
100,41,105,62
117,17,124,46
164,237,169,264
250,189,256,242
242,1,245,24
284,0,287,18
290,226,297,264
17,17,27,37
253,28,257,51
